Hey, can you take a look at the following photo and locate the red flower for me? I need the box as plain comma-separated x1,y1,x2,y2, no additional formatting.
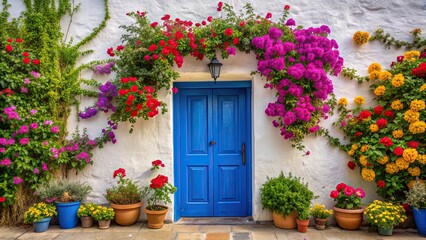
217,2,223,7
359,110,371,119
136,103,143,110
201,20,206,26
22,52,29,57
136,40,141,45
336,183,346,192
23,58,30,64
7,38,12,42
207,16,213,22
161,14,170,20
379,137,393,147
32,59,40,65
5,45,12,52
152,54,159,60
233,37,239,45
150,22,158,28
118,89,129,96
354,131,362,137
150,175,167,189
121,77,129,83
148,110,158,118
376,118,387,128
393,147,404,156
195,23,201,27
284,5,290,10
412,62,426,78
107,47,115,57
144,55,150,61
131,110,138,117
347,161,356,170
224,28,233,36
143,86,154,93
127,95,135,102
152,159,165,167
407,141,419,148
377,180,386,188
265,12,272,19
16,38,22,43
116,45,125,51
384,110,394,118
175,31,184,40
330,190,339,199
130,85,138,92
168,39,178,48
148,44,158,52
374,105,383,115
161,47,170,56
129,77,137,82
0,197,6,202
113,168,126,178
240,21,246,27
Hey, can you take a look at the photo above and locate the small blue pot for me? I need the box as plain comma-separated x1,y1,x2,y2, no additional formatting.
55,201,80,229
33,217,51,233
412,206,426,236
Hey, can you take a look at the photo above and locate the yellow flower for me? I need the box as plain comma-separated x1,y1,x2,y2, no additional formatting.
408,166,421,177
404,109,420,123
360,145,369,152
392,130,404,139
368,63,382,73
410,100,425,111
396,157,409,170
391,100,404,110
338,98,348,106
351,144,359,150
359,155,368,166
403,148,419,163
385,162,399,174
417,155,426,165
404,50,420,61
348,149,355,156
369,71,381,80
377,156,389,165
391,74,404,88
373,85,386,96
409,121,426,134
379,71,392,81
421,84,426,91
354,96,365,106
353,31,370,45
361,168,375,181
369,124,379,132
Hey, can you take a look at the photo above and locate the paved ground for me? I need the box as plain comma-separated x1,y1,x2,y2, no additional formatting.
0,222,424,240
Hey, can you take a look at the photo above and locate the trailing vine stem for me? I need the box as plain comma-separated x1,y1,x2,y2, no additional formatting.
370,28,426,50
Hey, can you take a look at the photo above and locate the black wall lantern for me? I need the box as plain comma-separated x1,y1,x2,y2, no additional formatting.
207,55,222,83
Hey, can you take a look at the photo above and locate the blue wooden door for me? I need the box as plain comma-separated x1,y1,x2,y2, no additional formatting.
175,84,250,217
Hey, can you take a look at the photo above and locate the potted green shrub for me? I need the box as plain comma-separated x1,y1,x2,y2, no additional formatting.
36,179,92,229
296,209,310,233
260,172,314,229
406,181,426,236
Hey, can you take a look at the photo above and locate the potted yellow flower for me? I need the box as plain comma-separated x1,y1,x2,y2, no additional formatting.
364,200,407,236
310,204,333,230
77,203,98,228
24,202,57,232
91,206,115,229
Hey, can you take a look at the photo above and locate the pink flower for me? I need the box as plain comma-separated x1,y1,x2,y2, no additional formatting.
42,141,49,146
265,12,272,19
344,186,354,196
42,163,48,171
336,183,346,192
19,138,29,145
30,109,37,115
227,47,236,55
24,78,30,84
354,188,365,198
172,87,179,94
0,158,11,167
330,190,339,198
33,168,40,174
0,148,5,153
30,71,40,78
51,126,59,133
13,177,23,185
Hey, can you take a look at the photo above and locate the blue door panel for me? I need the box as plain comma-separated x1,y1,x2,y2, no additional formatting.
175,83,251,218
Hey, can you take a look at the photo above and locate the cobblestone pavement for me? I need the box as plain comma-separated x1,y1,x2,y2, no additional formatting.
0,222,424,240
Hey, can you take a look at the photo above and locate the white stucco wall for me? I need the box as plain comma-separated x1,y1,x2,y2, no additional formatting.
5,0,426,222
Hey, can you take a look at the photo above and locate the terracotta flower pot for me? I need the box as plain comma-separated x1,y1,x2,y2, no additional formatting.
80,216,94,228
98,220,111,229
144,205,168,229
296,219,309,233
272,211,298,229
333,206,365,230
315,218,327,230
110,202,143,226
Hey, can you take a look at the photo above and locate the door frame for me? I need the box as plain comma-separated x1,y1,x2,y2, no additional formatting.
173,81,252,221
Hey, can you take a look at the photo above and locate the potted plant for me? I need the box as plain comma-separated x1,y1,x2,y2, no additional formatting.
330,182,365,230
405,180,426,236
310,204,333,230
143,160,177,229
260,172,314,229
24,202,57,233
36,179,92,229
105,168,146,226
364,200,407,236
92,206,115,229
77,203,97,228
296,209,310,233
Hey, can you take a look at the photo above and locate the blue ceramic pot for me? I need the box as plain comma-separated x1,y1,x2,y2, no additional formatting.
33,217,51,232
55,201,80,229
412,206,426,236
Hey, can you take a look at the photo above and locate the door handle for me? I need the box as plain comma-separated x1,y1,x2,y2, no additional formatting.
210,140,216,145
242,143,246,165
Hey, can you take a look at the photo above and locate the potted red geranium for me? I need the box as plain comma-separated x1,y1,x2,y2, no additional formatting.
330,182,365,230
143,160,176,229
